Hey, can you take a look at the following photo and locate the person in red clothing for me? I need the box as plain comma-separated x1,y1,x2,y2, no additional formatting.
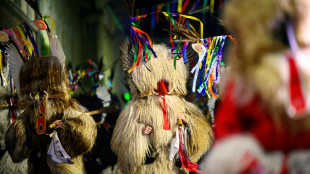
202,0,310,173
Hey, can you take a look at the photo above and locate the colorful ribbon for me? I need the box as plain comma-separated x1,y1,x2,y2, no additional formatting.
128,12,204,72
190,35,234,98
129,15,157,73
178,128,202,173
1,17,49,60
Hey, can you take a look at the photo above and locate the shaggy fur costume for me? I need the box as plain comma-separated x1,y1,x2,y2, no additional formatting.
202,0,310,173
111,42,213,174
5,56,97,174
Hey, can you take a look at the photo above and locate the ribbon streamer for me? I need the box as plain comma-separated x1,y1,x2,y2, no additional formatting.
178,128,202,173
191,43,207,93
128,12,204,72
191,35,233,97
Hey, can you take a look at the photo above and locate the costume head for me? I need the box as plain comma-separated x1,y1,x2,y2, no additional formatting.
19,56,69,100
120,39,195,98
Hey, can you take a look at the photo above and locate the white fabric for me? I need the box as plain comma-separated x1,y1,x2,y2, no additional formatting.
47,131,73,164
169,127,179,160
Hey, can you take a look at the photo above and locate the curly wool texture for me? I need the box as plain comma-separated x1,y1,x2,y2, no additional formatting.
130,44,188,97
112,43,213,173
5,56,97,174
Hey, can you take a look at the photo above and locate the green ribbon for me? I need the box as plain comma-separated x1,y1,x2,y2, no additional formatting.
133,44,138,63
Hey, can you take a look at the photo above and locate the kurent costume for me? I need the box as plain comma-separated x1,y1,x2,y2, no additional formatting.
202,0,310,173
111,36,213,173
4,33,97,174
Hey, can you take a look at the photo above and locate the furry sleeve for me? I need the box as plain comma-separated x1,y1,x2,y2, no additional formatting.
184,101,214,162
5,113,31,163
111,102,150,173
60,109,97,157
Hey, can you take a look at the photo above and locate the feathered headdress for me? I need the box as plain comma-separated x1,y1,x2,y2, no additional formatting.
5,34,66,94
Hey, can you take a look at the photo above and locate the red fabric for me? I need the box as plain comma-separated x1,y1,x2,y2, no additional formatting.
288,56,307,117
156,81,170,130
178,128,202,173
215,82,310,152
36,102,46,134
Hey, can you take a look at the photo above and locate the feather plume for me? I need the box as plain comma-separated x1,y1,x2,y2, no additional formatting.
48,34,66,68
5,43,24,93
122,0,136,17
186,45,197,65
120,38,134,79
169,25,201,43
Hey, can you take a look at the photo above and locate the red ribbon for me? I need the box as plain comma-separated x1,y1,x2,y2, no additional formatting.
182,0,190,13
156,81,170,130
178,128,201,173
288,55,307,117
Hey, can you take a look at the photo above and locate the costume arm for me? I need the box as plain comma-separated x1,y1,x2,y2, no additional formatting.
5,113,30,162
60,110,97,157
184,101,214,162
111,104,150,173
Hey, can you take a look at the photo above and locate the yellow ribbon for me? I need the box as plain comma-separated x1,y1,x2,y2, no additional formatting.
177,0,183,13
158,3,165,12
204,37,217,70
42,15,55,33
16,26,33,56
211,0,215,13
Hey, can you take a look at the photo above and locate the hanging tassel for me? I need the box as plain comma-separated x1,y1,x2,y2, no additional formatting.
178,128,202,173
36,98,46,134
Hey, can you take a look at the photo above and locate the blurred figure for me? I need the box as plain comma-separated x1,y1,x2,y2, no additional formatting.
202,0,310,173
75,86,120,174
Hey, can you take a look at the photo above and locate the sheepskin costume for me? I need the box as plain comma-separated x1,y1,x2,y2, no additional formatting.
202,0,310,173
5,36,97,174
111,39,213,174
